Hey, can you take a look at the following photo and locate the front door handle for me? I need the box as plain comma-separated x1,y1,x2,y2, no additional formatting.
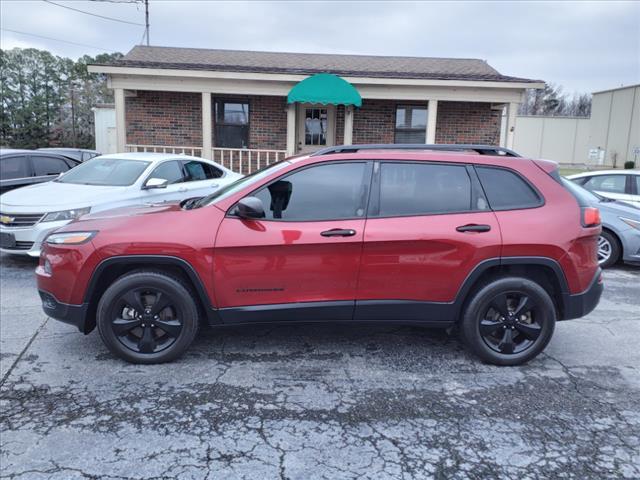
456,224,491,233
321,228,357,237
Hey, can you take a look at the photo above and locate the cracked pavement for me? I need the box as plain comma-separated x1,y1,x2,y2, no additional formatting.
1,251,639,479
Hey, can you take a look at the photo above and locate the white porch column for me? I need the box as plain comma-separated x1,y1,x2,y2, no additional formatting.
201,92,212,159
426,100,438,144
114,88,126,152
286,103,296,156
343,105,354,145
506,102,517,149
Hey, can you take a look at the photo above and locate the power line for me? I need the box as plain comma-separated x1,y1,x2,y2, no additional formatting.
87,0,142,3
42,0,144,26
0,28,114,52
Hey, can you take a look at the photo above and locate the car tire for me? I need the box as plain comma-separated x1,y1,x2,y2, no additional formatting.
598,230,621,269
97,270,200,364
459,277,556,366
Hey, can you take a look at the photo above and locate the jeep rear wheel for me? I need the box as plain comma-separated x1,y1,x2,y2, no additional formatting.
97,271,199,364
460,277,556,366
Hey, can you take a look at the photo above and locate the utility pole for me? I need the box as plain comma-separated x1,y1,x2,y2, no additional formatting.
145,0,150,46
70,85,77,148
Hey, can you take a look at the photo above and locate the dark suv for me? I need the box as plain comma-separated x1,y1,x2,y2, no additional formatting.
36,144,603,365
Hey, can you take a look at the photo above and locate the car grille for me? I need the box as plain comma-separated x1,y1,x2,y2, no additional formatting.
0,212,44,228
12,241,34,251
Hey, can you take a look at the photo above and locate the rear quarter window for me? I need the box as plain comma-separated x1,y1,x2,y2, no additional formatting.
476,166,543,210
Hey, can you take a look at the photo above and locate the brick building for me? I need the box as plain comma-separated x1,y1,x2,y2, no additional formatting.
89,46,542,173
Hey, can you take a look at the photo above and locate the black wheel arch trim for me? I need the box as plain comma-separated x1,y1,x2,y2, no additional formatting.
452,256,570,319
83,255,222,330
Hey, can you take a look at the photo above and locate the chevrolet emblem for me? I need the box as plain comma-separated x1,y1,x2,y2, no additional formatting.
0,215,15,225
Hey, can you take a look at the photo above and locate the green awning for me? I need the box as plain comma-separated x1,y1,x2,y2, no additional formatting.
287,73,362,107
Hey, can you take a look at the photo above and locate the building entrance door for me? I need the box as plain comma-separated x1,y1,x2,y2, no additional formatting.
296,104,335,154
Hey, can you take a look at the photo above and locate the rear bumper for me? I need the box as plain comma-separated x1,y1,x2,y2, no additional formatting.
561,269,603,320
39,290,89,334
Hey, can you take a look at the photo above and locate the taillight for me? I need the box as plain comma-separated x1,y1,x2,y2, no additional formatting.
582,207,601,227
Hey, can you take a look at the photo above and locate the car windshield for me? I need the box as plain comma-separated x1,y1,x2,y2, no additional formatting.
194,160,291,208
56,158,150,186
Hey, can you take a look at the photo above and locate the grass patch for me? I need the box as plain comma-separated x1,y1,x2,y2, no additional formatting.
559,168,587,176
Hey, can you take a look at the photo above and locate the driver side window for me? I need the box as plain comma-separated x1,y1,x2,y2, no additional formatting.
252,162,370,221
149,160,185,185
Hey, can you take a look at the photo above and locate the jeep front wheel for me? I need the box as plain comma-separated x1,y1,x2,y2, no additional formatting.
97,271,199,364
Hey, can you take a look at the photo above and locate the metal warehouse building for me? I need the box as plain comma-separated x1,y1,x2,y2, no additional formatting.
514,84,640,167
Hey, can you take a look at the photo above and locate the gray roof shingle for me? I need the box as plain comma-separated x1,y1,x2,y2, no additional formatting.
108,45,540,83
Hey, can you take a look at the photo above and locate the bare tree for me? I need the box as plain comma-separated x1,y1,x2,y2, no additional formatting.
519,83,591,117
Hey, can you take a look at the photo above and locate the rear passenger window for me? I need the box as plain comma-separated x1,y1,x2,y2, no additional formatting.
182,160,223,181
476,166,542,210
33,156,70,176
379,163,473,216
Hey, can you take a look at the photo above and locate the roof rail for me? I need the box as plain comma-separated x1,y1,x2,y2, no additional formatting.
310,144,521,157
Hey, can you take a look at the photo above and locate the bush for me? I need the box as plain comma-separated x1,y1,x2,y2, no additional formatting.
624,161,636,169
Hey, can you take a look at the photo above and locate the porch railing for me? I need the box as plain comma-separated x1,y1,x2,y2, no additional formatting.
212,147,287,175
123,144,286,174
125,144,203,156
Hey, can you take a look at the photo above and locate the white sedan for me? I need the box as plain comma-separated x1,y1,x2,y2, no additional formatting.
567,169,640,208
0,153,242,257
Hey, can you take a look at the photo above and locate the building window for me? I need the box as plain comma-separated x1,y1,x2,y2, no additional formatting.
395,105,427,143
214,100,249,148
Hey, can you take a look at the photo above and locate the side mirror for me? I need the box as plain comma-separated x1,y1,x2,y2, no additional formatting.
235,196,265,219
143,178,169,190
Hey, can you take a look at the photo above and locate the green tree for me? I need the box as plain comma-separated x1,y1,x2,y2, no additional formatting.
0,47,122,149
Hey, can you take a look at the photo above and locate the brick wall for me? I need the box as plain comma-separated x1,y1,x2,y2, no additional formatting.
125,92,502,153
435,101,501,145
352,100,396,144
246,95,287,150
126,91,202,146
335,105,345,145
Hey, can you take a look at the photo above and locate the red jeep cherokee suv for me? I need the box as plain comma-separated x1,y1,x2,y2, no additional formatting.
36,144,603,365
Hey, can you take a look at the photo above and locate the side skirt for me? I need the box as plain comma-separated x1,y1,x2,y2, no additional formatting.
214,300,456,327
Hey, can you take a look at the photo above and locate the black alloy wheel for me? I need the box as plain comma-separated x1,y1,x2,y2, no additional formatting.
479,291,542,355
97,271,199,363
112,288,182,354
460,277,556,366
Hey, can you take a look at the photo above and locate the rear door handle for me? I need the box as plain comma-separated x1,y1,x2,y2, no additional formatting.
321,228,357,237
456,224,491,233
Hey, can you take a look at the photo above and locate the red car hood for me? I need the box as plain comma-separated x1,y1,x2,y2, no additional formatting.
55,201,191,235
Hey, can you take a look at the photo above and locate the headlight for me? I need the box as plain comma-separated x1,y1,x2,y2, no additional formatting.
41,207,91,223
620,217,640,230
45,231,97,245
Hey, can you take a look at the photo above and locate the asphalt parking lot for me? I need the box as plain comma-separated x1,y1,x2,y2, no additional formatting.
1,251,639,480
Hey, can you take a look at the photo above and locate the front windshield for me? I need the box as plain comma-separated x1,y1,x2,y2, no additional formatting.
195,160,291,207
57,158,150,186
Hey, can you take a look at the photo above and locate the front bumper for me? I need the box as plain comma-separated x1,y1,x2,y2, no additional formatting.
0,219,71,257
39,290,89,333
561,268,604,320
620,228,640,265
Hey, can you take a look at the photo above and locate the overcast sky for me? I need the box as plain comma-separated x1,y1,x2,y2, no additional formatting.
1,0,638,94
